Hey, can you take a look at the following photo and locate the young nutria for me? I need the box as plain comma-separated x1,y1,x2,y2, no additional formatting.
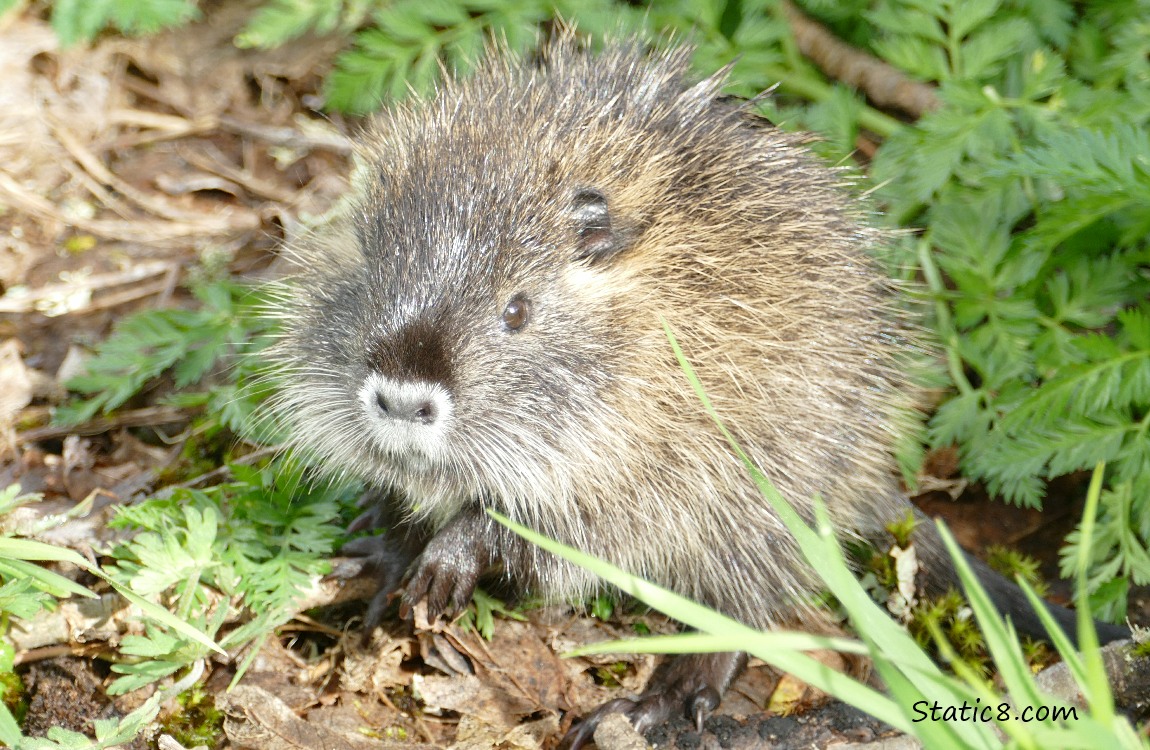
267,34,1127,746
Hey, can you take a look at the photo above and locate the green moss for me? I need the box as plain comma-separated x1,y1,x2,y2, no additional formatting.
161,688,224,749
986,545,1050,599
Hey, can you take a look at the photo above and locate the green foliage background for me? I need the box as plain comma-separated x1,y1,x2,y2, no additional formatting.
32,0,1150,627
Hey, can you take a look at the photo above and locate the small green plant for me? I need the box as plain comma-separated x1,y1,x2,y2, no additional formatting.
40,0,201,47
0,488,226,749
848,521,1061,680
160,687,225,750
592,661,628,688
232,0,373,48
456,588,527,640
590,594,614,621
0,488,80,625
57,277,278,444
105,458,357,690
986,546,1049,599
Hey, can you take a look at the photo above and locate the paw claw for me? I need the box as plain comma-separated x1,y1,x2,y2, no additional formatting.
564,653,745,745
362,587,398,634
347,509,378,534
401,544,480,622
689,685,720,731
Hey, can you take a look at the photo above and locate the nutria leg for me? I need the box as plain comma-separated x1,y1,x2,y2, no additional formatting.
341,505,493,627
400,506,495,620
339,490,430,632
343,501,541,629
561,651,749,749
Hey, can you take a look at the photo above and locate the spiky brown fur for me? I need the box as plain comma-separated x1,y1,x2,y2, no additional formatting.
265,34,1136,744
266,35,921,630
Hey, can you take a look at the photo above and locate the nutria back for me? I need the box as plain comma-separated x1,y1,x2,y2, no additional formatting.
268,36,918,630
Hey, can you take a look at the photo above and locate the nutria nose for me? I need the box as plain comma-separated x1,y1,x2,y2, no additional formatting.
375,389,438,424
356,373,454,456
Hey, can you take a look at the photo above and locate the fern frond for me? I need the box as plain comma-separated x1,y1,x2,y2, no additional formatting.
50,0,199,46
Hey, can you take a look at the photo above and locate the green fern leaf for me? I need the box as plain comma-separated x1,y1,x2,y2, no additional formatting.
946,0,999,41
958,18,1032,80
51,0,199,46
235,0,360,48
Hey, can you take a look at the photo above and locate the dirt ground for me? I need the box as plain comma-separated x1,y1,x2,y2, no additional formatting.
0,4,1142,749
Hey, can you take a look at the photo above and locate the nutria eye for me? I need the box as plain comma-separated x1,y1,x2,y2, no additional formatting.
502,296,530,331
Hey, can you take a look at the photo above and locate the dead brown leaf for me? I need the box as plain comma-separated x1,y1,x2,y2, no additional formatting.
416,673,533,727
721,658,782,720
546,615,664,716
0,338,33,456
340,630,416,696
448,713,559,750
451,619,568,714
220,684,432,750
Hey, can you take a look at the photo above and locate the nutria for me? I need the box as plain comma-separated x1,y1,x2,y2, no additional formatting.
266,34,1128,746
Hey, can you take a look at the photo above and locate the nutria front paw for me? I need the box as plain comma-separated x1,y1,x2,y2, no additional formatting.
559,686,720,750
560,652,747,749
401,531,483,621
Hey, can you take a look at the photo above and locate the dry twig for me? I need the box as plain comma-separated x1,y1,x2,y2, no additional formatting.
782,0,940,118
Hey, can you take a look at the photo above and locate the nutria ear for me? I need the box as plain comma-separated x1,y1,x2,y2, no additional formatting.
570,188,622,263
